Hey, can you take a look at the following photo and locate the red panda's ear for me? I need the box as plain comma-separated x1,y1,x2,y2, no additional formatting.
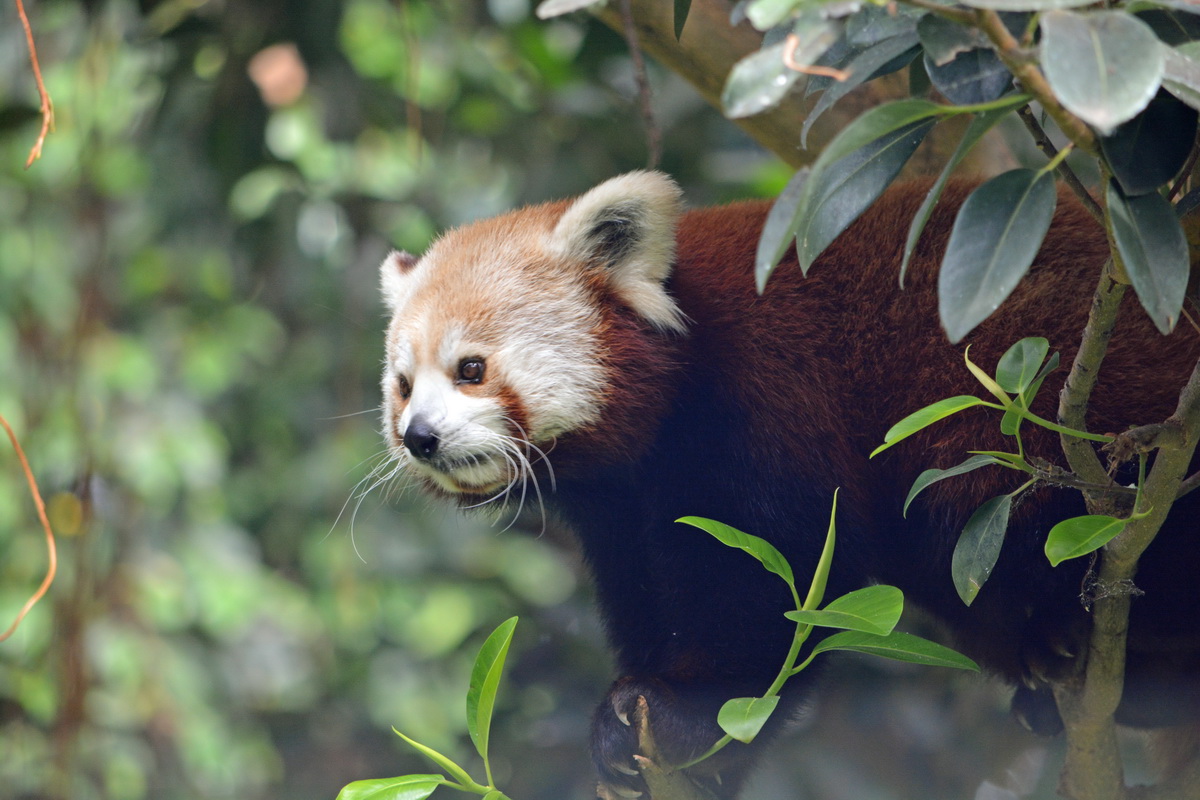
380,250,420,311
547,171,687,333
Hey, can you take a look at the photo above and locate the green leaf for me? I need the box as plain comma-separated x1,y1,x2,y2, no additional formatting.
393,730,481,791
900,104,1020,286
847,3,922,46
938,169,1057,344
1107,180,1190,335
1045,515,1127,566
717,696,781,743
904,454,1001,517
466,617,518,765
755,168,809,291
786,585,903,635
677,517,795,588
802,488,838,611
996,337,1049,394
746,0,801,30
801,35,922,148
1163,44,1200,113
871,395,987,458
723,42,803,120
917,15,990,66
1040,10,1165,135
795,117,936,274
810,98,945,168
811,630,980,671
336,776,444,800
674,0,692,39
925,49,1012,107
1101,94,1198,196
1026,350,1061,404
952,494,1012,606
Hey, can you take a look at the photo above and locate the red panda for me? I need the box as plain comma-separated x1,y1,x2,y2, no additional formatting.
379,172,1200,798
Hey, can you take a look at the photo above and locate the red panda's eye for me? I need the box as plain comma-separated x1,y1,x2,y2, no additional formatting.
396,375,412,400
457,359,485,384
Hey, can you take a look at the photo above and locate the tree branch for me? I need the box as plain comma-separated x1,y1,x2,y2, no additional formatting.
1015,104,1103,224
1057,265,1126,499
617,0,663,169
974,8,1096,155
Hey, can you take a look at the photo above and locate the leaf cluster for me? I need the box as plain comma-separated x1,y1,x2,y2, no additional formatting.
874,338,1144,605
716,0,1199,342
674,495,977,766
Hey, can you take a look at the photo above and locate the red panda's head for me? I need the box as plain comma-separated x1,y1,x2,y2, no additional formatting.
379,171,685,504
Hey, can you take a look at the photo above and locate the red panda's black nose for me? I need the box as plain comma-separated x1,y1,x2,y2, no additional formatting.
403,417,440,461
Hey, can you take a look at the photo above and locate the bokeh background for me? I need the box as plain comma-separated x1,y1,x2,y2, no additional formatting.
0,2,1144,798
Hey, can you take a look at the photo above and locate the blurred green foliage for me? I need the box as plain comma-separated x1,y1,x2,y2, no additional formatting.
0,1,1084,798
0,2,784,798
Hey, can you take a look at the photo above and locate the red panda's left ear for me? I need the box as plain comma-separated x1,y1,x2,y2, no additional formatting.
380,249,420,311
547,171,687,333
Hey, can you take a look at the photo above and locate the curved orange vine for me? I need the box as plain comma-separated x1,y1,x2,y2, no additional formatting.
0,413,58,642
16,0,55,168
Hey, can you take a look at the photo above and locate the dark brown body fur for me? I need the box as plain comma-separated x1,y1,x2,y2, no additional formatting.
552,182,1200,795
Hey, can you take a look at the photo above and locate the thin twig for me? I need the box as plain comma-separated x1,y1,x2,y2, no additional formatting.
618,0,662,170
398,0,423,164
1015,104,1103,225
782,34,848,81
1166,127,1199,202
16,0,55,169
0,413,58,642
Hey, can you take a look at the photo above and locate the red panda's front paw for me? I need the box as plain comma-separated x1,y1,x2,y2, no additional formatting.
591,677,747,800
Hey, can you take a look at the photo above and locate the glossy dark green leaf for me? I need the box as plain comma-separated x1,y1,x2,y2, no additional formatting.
1045,515,1127,566
903,454,1001,518
677,517,795,588
952,494,1012,605
723,42,803,119
1101,93,1199,196
786,585,903,635
996,337,1049,394
466,616,518,763
718,696,780,742
871,395,988,458
1107,181,1190,335
755,168,809,291
938,169,1057,344
811,630,980,671
925,48,1012,106
900,102,1022,286
336,776,443,800
674,0,692,39
1134,9,1200,47
1041,10,1165,135
1163,43,1200,113
801,33,921,147
795,118,935,274
1148,1,1200,17
846,3,921,46
918,15,990,66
